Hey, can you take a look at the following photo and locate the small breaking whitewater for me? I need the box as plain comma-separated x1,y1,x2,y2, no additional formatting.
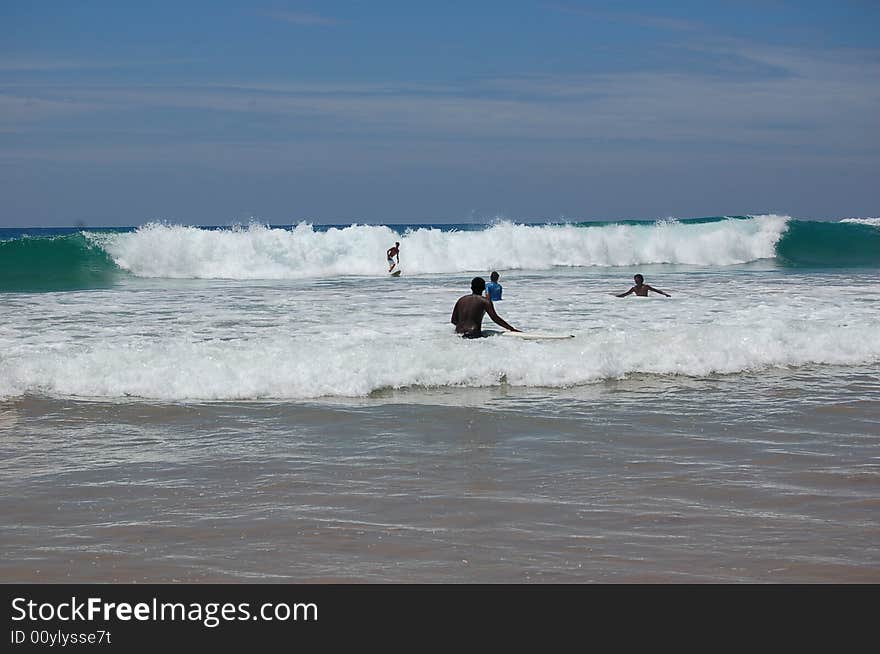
2,267,879,401
1,319,878,401
840,217,880,227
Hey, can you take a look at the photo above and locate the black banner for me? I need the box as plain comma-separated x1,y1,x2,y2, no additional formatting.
2,584,870,649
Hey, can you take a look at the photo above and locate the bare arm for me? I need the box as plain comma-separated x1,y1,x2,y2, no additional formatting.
450,300,460,325
647,285,671,297
616,287,635,297
485,300,519,332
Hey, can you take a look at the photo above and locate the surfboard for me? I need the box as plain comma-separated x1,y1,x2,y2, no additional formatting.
502,331,574,340
481,329,574,340
390,269,402,277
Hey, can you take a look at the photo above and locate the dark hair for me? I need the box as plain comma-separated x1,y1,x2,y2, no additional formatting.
490,271,499,282
471,277,486,294
634,274,644,283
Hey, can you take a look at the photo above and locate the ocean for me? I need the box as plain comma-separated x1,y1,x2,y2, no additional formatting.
1,214,879,582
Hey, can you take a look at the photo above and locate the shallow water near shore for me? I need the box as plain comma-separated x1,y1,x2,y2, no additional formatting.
2,366,878,583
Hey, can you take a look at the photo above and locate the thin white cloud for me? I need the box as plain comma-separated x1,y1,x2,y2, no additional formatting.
0,57,204,72
0,58,121,72
1,40,877,168
3,133,872,176
262,10,339,26
544,3,704,33
0,93,102,121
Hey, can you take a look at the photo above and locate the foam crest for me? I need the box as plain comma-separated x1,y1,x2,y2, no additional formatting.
89,216,790,280
89,222,402,279
840,217,880,227
2,316,877,401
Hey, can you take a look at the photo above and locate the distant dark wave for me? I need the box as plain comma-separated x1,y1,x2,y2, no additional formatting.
0,233,121,291
775,219,880,267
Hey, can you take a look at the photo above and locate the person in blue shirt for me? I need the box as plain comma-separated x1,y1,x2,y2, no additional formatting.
484,271,503,302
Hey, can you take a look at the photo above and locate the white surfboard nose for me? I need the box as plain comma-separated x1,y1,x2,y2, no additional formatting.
502,331,574,340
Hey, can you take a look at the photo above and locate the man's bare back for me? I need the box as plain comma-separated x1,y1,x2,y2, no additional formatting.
451,277,518,338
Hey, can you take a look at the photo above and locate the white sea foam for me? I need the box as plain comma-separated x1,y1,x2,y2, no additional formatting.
840,217,880,227
2,263,878,401
87,215,790,280
1,318,877,401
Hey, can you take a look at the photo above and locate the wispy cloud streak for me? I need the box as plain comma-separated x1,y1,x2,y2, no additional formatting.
544,3,704,33
1,40,877,169
262,10,340,26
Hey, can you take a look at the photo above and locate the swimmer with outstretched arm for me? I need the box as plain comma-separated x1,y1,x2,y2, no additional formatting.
451,277,520,338
617,274,671,297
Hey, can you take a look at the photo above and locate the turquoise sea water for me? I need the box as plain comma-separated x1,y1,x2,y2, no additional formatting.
2,215,879,293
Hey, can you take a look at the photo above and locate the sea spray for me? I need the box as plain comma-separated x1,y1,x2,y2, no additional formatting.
91,215,791,280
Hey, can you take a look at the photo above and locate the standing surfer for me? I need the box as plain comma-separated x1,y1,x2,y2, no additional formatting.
387,242,400,272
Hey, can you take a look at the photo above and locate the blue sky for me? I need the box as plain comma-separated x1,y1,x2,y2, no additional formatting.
1,0,878,226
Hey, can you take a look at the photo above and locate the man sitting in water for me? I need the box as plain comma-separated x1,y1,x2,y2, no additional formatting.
387,242,400,272
617,274,671,297
451,277,520,338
